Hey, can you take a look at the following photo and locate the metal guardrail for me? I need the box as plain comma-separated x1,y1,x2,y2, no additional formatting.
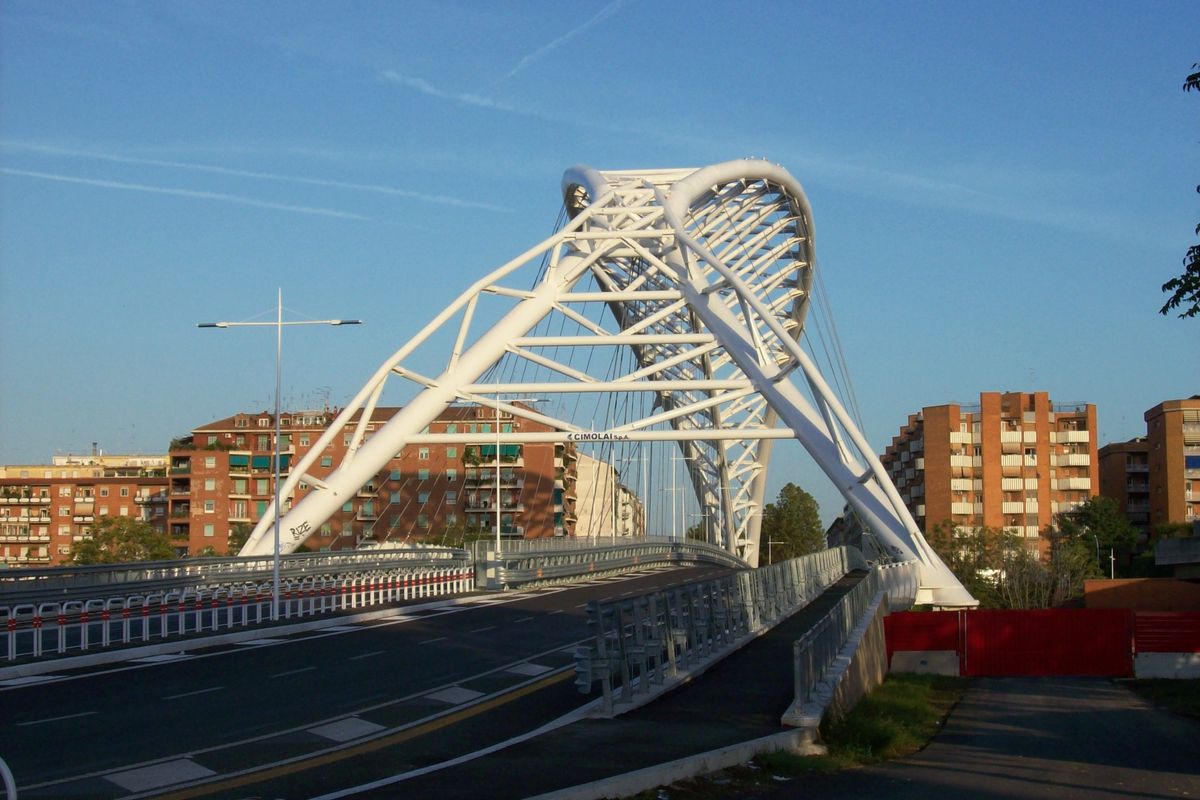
2,566,473,664
790,567,882,712
473,536,748,589
573,547,858,715
0,547,467,606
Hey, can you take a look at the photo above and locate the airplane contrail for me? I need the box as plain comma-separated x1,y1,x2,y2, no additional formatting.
1,141,511,213
2,167,371,220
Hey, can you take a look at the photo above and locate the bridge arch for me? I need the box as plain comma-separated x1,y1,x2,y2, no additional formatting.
239,159,975,607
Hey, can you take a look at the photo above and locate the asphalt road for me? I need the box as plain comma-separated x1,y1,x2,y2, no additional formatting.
792,677,1200,799
0,564,729,799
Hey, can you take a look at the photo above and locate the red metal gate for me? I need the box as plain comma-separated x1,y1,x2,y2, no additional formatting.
885,608,1135,677
963,609,1132,677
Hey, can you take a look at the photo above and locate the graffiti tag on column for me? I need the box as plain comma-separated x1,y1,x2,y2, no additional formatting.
289,521,311,541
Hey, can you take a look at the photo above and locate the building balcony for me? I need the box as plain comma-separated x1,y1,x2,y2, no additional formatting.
72,515,94,523
136,493,169,504
1125,463,1149,473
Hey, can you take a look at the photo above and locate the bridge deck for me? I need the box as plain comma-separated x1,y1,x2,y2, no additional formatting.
277,571,867,800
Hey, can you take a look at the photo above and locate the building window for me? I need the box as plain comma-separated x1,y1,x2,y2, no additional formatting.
417,514,430,528
418,491,430,504
119,506,129,516
446,423,458,434
205,456,217,469
204,500,215,513
390,492,402,504
204,524,215,537
120,487,129,497
205,479,216,491
258,418,270,428
446,447,457,459
299,434,310,447
207,435,218,446
446,491,457,505
59,507,69,517
343,502,353,513
257,435,269,450
446,513,457,526
321,456,333,468
233,478,247,494
59,486,70,497
446,468,458,482
419,448,430,460
418,469,430,481
256,478,269,495
100,488,109,498
390,469,402,481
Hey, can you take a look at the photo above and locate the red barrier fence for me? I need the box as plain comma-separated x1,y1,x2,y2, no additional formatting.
885,609,1200,678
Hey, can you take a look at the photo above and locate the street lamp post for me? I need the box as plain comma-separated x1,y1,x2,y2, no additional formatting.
199,289,361,622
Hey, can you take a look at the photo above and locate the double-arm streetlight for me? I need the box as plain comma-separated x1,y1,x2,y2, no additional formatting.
199,288,361,621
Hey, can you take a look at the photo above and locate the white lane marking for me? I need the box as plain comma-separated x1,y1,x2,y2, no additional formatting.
269,667,316,678
1,675,64,687
513,616,535,624
105,759,216,792
132,653,191,664
425,686,485,705
349,650,386,661
16,711,98,727
506,662,551,676
309,716,386,742
469,625,496,634
419,637,447,645
550,609,566,615
163,686,224,701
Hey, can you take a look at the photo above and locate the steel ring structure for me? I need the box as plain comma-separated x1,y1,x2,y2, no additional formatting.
240,159,974,607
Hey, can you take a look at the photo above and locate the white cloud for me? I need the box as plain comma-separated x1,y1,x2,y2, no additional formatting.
378,71,514,112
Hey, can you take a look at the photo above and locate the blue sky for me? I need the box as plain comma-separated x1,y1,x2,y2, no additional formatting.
1,0,1197,523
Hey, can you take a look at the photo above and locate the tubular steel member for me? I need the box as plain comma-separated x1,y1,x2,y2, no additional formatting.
239,160,974,608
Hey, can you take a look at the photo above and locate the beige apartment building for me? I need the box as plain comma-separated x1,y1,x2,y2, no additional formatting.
168,404,579,555
0,453,169,567
882,391,1098,554
1100,396,1200,536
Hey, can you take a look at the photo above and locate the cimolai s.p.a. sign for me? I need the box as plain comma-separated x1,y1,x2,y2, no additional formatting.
565,431,630,442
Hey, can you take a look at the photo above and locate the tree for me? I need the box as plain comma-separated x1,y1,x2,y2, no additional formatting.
927,522,1022,608
1159,63,1200,318
1054,495,1139,575
72,517,177,564
760,483,823,561
226,522,252,555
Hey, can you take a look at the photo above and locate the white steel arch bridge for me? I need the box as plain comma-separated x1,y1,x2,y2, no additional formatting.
239,159,975,608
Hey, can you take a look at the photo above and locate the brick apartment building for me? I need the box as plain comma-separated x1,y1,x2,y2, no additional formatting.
0,453,168,567
1100,396,1200,539
881,391,1098,554
168,404,580,555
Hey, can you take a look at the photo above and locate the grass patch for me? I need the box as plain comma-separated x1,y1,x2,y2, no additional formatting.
1125,679,1200,721
632,673,968,798
821,672,967,763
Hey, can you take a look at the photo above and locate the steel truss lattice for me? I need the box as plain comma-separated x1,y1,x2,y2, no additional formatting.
240,159,974,607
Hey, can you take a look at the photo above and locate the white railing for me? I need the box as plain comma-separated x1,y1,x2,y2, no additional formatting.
1,566,473,663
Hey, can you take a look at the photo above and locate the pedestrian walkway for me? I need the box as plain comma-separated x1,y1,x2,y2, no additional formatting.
375,576,1200,800
784,676,1200,800
381,573,865,800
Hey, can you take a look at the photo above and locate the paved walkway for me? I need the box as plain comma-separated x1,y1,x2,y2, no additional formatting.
785,677,1200,800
